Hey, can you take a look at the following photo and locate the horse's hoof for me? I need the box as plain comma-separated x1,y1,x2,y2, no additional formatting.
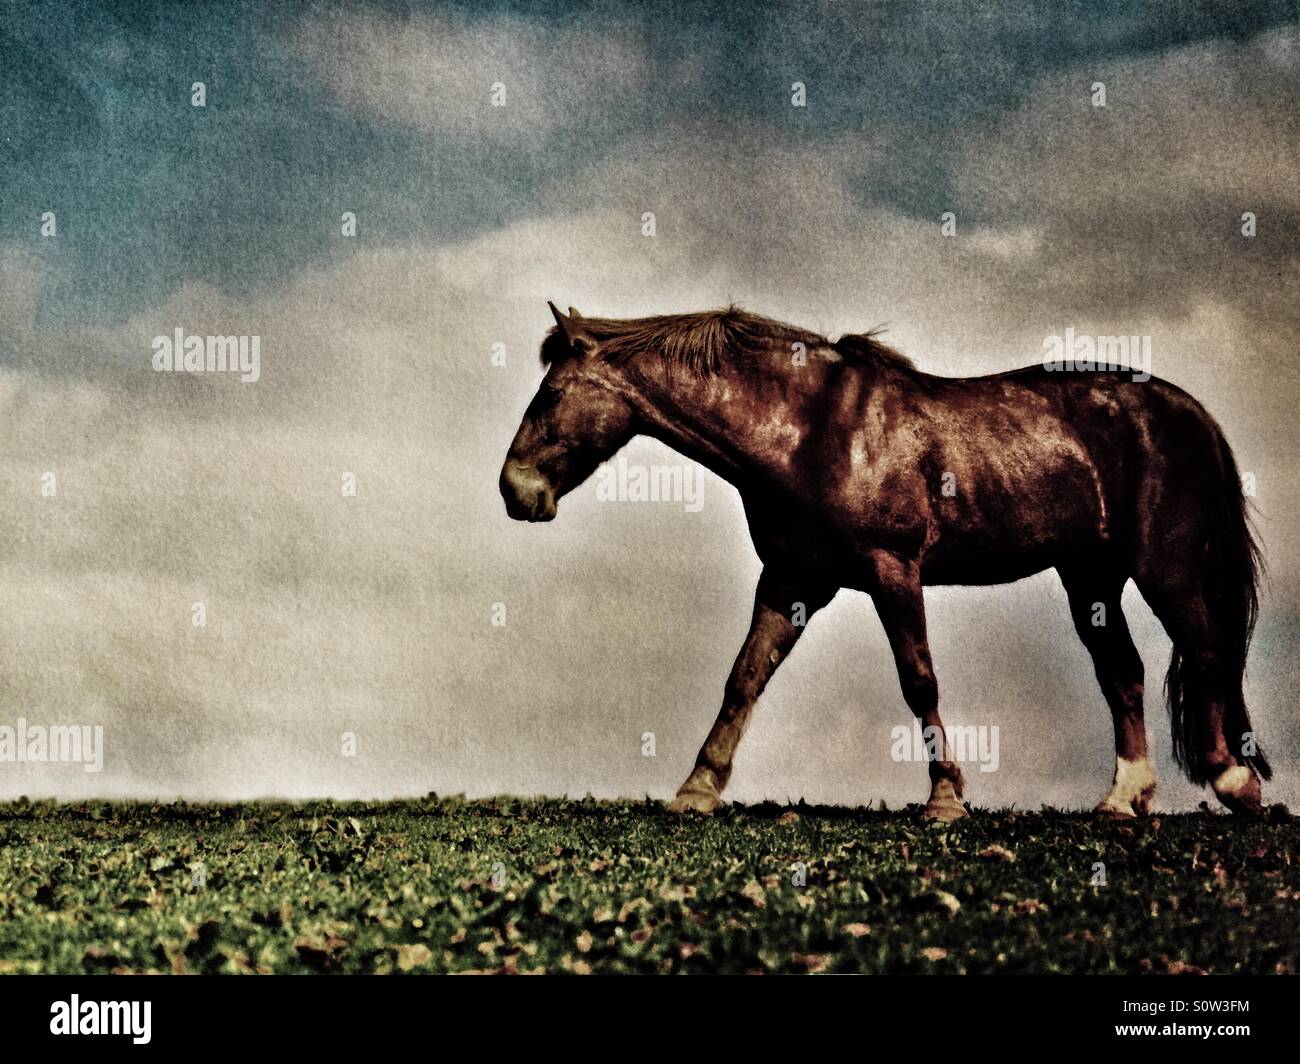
1212,766,1264,817
1096,759,1156,818
923,778,969,822
667,788,721,816
923,797,969,823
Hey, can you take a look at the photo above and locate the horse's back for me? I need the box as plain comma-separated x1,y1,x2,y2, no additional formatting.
899,367,1227,583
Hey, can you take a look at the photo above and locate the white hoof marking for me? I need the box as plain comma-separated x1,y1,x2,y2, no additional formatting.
1101,756,1156,813
1211,765,1252,799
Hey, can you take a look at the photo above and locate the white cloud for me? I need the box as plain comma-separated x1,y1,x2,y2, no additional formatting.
2,27,1296,808
293,9,649,146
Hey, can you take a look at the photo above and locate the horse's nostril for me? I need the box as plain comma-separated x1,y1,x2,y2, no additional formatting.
500,460,553,521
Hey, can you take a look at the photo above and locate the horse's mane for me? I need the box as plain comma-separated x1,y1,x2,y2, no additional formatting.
541,307,914,376
830,329,915,372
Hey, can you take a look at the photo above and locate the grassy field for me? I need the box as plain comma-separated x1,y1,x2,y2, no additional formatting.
0,797,1295,974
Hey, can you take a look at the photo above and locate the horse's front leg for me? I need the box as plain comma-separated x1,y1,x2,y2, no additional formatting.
868,550,969,822
669,568,836,815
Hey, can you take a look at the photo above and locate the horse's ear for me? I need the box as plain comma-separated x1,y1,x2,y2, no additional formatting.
548,301,597,356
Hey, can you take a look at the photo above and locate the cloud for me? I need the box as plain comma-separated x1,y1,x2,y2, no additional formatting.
293,9,650,147
2,21,1296,809
953,25,1300,324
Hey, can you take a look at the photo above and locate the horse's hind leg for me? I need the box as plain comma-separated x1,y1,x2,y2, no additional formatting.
1058,565,1154,817
1136,578,1264,816
668,567,837,815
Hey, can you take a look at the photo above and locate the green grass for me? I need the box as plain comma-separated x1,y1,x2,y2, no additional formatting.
0,798,1295,974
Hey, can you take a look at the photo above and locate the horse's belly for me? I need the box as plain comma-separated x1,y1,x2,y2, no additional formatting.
919,540,1063,586
919,469,1109,586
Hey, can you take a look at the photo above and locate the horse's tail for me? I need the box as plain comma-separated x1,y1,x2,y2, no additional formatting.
1167,429,1270,783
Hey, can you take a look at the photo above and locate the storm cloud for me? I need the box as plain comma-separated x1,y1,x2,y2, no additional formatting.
0,1,1296,809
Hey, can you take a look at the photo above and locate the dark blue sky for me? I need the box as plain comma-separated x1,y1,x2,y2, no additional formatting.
4,0,1296,326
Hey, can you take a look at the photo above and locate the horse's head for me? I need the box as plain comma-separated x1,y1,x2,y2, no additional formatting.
500,303,638,522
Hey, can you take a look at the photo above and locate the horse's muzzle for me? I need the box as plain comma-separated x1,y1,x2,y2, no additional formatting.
500,460,557,522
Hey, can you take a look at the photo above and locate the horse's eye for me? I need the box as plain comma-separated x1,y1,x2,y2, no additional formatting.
527,385,561,416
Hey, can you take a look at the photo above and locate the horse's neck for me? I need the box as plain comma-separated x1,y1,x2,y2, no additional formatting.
626,356,819,488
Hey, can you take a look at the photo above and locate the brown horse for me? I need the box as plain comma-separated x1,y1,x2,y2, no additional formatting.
500,303,1270,820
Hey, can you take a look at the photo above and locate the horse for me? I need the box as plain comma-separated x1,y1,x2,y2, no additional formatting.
499,303,1270,820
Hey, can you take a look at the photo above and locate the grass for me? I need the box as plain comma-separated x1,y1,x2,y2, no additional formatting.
0,797,1295,974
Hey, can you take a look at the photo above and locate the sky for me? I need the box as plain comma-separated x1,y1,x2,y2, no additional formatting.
0,0,1297,810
